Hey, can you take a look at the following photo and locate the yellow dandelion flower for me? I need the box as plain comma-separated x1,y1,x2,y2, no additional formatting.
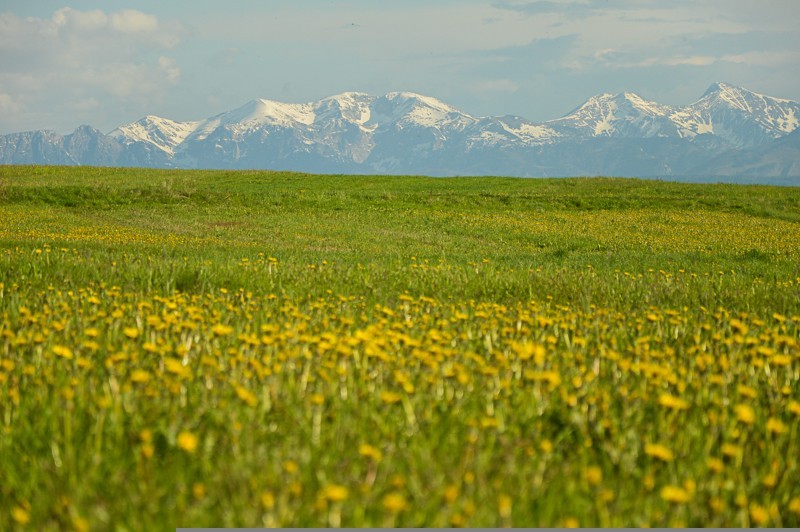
11,506,30,525
123,327,139,339
141,443,154,459
192,483,206,500
707,457,724,473
788,497,800,516
310,393,325,405
729,319,748,335
564,517,580,528
52,345,74,360
443,485,459,503
709,497,725,513
211,323,234,336
498,494,512,518
261,491,275,509
382,492,409,513
236,386,258,407
177,431,198,453
721,443,741,458
72,516,89,532
284,460,299,474
644,443,674,462
358,443,383,462
789,401,800,416
765,417,787,435
754,346,774,357
762,474,777,488
737,385,757,399
658,393,689,410
749,503,769,525
130,369,150,383
320,484,349,502
599,489,614,502
380,391,402,404
584,466,603,486
164,358,187,376
734,404,755,425
660,485,692,503
771,354,791,365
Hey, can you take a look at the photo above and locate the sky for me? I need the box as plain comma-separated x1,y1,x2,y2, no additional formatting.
1,0,799,135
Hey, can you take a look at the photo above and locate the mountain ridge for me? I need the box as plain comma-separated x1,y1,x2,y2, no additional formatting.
1,82,798,183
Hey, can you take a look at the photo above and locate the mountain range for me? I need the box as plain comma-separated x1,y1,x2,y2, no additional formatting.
1,82,798,183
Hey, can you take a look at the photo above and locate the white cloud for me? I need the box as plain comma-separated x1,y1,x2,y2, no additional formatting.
663,55,717,67
0,7,183,133
52,7,108,31
0,92,21,113
158,56,181,84
111,9,158,34
721,51,800,67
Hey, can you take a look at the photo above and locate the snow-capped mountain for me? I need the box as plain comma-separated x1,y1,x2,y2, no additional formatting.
545,82,800,148
1,83,798,182
673,82,799,147
547,92,680,139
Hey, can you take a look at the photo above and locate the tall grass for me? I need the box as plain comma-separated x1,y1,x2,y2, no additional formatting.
1,166,799,527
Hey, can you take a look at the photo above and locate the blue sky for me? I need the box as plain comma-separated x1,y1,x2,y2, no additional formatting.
1,0,798,134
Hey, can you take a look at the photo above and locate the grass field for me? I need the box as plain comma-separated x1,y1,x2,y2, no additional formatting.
1,165,799,528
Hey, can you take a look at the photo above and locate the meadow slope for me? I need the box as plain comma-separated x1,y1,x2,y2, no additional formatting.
1,166,799,527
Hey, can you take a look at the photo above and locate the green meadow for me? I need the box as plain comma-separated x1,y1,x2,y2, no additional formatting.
1,165,799,528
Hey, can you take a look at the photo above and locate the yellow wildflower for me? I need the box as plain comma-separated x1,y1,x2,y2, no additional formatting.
261,491,275,509
734,404,755,425
320,484,349,502
130,369,150,383
236,386,258,407
52,345,74,360
380,391,402,404
658,393,689,410
765,417,787,435
498,494,512,518
584,466,603,486
177,431,199,453
788,497,800,516
358,443,383,462
660,485,692,503
721,443,741,458
11,506,30,525
707,457,724,473
211,323,234,336
644,443,674,461
749,503,769,525
382,492,409,513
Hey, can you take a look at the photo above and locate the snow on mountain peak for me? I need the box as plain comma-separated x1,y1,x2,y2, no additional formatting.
315,92,375,124
677,82,800,142
104,84,799,165
109,114,199,154
229,98,315,126
375,92,476,130
547,90,674,137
